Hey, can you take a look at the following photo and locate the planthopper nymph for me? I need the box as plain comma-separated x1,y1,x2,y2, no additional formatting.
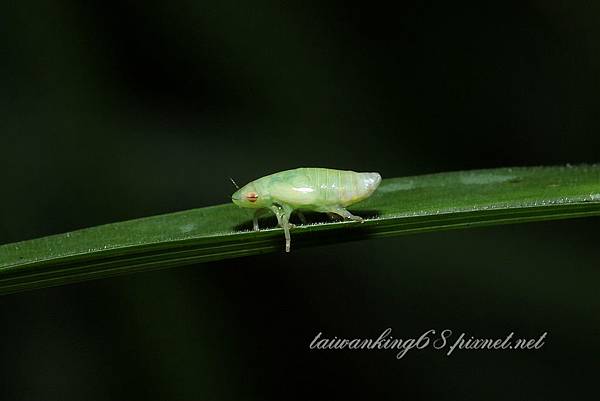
231,167,381,252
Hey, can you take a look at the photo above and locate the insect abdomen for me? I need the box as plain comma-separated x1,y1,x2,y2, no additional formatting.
303,168,380,206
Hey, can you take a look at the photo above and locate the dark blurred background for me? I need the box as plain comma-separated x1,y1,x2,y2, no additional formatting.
1,1,599,399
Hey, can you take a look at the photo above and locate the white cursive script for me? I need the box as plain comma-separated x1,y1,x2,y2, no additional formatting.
309,328,547,359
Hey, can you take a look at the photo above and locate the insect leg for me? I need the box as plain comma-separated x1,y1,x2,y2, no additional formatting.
253,208,269,231
326,212,343,221
271,204,295,252
282,212,293,252
296,211,308,225
271,204,296,228
324,206,364,223
270,204,284,226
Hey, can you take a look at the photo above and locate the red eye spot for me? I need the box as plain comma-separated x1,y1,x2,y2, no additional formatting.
246,192,258,202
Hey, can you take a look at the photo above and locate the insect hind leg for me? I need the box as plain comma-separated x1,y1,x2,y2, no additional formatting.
321,206,364,223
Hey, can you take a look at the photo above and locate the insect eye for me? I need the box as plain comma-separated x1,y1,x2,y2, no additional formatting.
246,192,258,202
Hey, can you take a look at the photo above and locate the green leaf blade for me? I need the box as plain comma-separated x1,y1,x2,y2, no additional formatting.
1,165,599,294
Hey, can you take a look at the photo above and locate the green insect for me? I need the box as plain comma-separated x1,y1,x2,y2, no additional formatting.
231,167,381,252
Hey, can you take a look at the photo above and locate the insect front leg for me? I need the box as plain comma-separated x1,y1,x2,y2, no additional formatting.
253,208,269,231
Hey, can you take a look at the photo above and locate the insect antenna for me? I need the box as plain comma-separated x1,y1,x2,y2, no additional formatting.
229,177,240,189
